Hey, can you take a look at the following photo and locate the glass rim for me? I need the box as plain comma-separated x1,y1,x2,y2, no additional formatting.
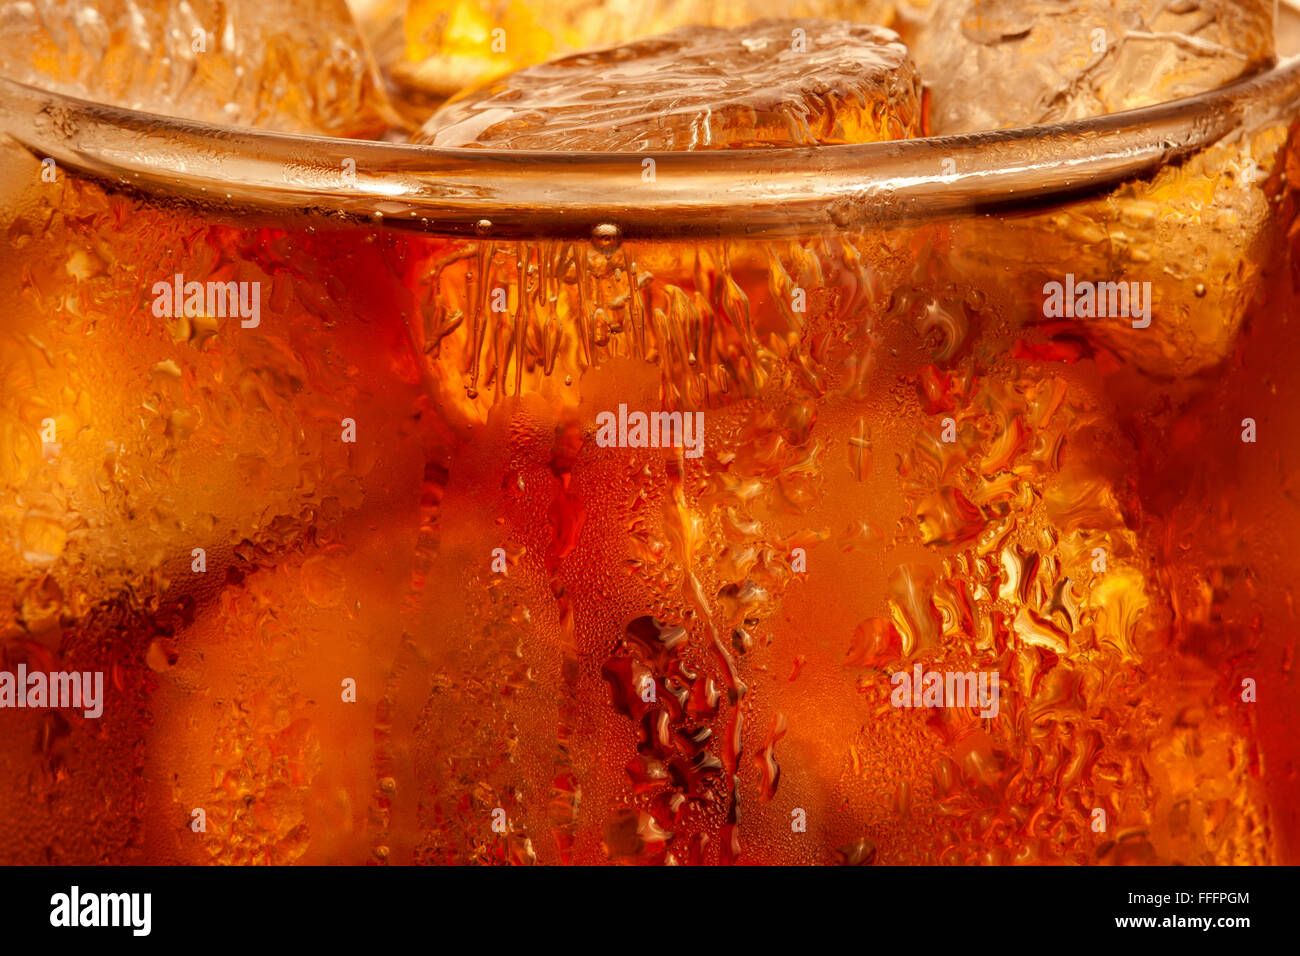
3,55,1300,241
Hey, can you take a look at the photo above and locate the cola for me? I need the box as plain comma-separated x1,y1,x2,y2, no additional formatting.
1,3,1298,866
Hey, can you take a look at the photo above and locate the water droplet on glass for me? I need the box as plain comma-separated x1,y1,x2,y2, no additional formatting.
591,223,622,254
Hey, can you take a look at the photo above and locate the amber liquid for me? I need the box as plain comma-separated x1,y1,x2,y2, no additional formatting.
2,126,1298,864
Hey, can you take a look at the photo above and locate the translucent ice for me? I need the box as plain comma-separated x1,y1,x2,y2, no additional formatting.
415,18,923,150
0,0,395,136
386,0,900,100
913,0,1274,134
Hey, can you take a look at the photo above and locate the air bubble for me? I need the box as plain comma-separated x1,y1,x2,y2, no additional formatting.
591,223,622,254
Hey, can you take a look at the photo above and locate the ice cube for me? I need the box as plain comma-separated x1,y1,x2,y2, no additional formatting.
910,0,1280,376
383,0,900,102
913,0,1274,134
944,122,1288,378
414,18,923,150
0,0,396,136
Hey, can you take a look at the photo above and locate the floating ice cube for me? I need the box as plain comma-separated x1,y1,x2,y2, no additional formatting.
414,18,923,150
0,0,396,136
913,0,1274,134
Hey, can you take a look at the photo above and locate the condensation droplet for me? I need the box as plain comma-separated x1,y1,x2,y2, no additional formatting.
591,223,622,254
